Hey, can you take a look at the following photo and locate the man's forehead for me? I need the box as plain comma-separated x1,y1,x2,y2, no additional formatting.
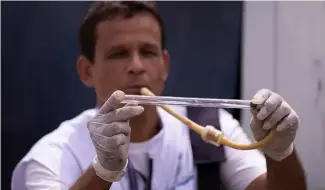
96,12,160,37
95,13,161,48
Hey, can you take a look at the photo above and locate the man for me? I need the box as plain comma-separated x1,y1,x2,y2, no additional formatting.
12,1,306,190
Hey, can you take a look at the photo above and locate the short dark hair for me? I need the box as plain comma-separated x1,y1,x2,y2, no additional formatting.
79,1,166,62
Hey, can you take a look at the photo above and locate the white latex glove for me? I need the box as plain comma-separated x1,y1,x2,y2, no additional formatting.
250,89,299,162
88,90,144,181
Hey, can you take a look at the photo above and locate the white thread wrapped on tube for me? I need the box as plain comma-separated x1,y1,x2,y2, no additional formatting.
201,125,224,147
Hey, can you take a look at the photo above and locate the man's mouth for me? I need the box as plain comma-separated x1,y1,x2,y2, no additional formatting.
122,85,149,95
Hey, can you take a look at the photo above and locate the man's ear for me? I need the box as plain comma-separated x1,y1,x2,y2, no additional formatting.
76,55,94,87
162,49,170,81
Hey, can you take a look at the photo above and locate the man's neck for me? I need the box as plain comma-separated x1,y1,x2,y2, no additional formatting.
129,106,160,142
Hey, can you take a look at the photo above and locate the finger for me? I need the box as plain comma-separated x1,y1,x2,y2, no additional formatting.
92,133,128,152
125,102,139,106
89,122,131,137
276,111,299,133
250,106,259,117
108,105,144,121
257,93,282,121
250,89,271,117
252,89,271,105
108,134,128,148
250,117,267,141
98,90,125,114
93,105,144,123
262,101,291,130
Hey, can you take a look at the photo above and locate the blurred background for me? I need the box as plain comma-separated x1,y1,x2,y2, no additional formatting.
1,1,325,190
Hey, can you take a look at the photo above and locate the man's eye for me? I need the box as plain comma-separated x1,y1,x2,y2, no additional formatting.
107,51,128,59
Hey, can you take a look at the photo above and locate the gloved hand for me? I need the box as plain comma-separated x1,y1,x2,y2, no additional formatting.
250,89,299,162
88,90,144,181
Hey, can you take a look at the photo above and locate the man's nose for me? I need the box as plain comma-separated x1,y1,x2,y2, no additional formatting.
128,54,145,75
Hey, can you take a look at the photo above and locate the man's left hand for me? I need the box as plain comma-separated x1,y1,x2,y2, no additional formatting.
250,89,299,162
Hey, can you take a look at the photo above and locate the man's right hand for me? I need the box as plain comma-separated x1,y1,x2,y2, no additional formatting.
87,90,144,181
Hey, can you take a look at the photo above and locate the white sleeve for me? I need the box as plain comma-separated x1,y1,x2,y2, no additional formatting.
22,137,84,190
219,109,267,190
25,160,70,190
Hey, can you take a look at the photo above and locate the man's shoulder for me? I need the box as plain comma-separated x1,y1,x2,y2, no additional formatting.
217,109,267,190
15,108,98,172
11,108,98,189
33,108,97,150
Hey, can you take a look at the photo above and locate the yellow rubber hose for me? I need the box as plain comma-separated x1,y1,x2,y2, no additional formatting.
140,87,275,150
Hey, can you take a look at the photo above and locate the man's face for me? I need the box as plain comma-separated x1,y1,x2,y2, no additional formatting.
78,12,169,105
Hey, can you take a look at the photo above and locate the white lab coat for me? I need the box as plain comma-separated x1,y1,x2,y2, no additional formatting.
12,107,267,190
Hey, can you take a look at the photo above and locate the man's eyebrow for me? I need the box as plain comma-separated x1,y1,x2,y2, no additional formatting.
141,42,160,50
104,45,127,54
103,45,128,58
107,45,126,51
